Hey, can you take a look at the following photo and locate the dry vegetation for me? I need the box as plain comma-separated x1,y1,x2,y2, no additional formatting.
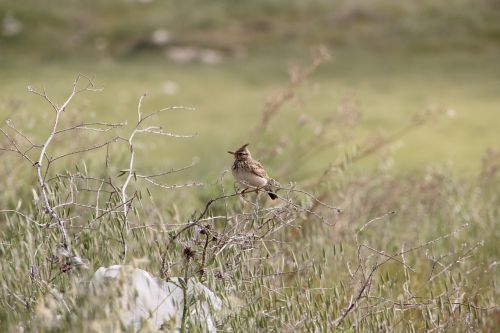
0,53,499,332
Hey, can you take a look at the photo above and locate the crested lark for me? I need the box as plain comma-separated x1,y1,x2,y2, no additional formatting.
228,143,279,200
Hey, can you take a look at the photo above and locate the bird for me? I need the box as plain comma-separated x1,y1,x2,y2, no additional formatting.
228,143,279,200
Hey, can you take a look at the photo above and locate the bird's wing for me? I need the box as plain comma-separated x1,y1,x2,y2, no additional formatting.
249,160,268,178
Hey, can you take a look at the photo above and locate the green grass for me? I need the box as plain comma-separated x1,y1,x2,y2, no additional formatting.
0,47,498,331
0,102,498,331
1,47,499,177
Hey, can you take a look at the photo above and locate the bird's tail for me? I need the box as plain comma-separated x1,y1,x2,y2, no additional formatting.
267,191,278,200
265,178,280,200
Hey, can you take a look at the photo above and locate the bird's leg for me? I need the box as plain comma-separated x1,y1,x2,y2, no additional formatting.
240,187,249,198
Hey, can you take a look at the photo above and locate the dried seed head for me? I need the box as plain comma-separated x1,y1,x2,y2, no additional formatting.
199,223,212,235
183,246,195,260
215,270,224,279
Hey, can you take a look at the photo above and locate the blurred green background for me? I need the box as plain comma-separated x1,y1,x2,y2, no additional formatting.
1,0,499,177
1,2,499,331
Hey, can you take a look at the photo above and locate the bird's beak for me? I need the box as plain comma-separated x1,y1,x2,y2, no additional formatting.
227,151,235,155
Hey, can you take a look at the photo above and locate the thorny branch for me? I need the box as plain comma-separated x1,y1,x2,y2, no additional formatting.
0,77,198,262
118,94,197,260
31,75,98,250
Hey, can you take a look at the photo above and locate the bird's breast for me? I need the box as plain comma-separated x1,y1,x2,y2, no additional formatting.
232,167,268,187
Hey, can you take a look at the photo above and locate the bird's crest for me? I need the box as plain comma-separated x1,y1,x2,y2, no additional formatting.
228,143,250,156
235,143,250,153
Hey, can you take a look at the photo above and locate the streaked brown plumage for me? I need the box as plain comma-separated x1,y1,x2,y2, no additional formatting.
228,143,278,200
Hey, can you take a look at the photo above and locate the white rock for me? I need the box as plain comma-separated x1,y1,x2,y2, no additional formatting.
199,49,223,65
90,265,221,332
151,29,171,45
166,47,199,63
2,12,23,37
